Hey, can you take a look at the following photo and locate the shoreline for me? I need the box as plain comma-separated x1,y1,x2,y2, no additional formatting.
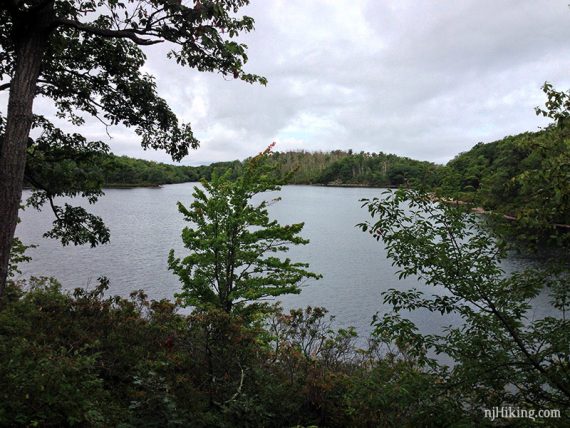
296,182,398,189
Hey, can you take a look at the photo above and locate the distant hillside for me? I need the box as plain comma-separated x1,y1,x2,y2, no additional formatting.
98,155,198,187
441,124,570,245
268,150,442,188
96,150,443,189
99,155,244,187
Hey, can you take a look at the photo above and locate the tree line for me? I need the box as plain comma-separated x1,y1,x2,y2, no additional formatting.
268,149,441,187
77,149,442,188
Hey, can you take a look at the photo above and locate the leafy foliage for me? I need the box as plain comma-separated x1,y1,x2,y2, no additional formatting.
1,0,266,141
6,237,34,279
360,188,570,412
535,82,570,126
169,146,321,314
0,278,478,427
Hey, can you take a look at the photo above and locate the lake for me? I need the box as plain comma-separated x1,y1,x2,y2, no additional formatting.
15,183,552,339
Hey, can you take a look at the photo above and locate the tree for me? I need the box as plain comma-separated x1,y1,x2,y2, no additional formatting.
535,82,570,126
359,188,570,413
169,145,321,314
443,83,570,248
0,0,266,295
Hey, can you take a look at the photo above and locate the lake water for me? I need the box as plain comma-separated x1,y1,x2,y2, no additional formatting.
15,183,552,339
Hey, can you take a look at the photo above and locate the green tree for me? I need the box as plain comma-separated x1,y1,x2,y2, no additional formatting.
359,188,570,413
0,0,266,295
536,82,570,126
443,83,570,248
169,145,321,314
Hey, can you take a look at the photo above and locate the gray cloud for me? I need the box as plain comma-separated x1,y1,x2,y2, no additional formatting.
4,0,570,165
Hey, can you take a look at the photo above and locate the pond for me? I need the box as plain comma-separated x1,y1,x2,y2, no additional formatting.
16,183,551,339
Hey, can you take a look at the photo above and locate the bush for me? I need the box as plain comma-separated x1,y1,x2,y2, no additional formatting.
0,277,494,427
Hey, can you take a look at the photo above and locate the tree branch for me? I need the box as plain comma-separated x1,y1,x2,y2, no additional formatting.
486,298,570,399
55,18,164,46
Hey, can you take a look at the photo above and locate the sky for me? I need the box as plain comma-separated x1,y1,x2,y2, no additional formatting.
9,0,570,165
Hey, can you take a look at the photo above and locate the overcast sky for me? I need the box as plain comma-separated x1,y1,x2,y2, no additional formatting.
14,0,570,165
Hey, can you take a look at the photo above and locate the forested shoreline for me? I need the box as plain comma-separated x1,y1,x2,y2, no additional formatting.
69,125,569,250
87,124,569,229
56,149,442,189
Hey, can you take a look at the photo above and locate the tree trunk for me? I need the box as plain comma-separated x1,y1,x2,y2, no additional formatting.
0,31,48,296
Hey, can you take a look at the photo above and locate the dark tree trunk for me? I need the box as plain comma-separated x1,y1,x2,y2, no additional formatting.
0,22,50,296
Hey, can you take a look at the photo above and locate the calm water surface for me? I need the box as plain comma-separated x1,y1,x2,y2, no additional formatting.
16,184,551,338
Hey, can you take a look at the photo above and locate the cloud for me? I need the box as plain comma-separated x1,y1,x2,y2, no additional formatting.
3,0,570,165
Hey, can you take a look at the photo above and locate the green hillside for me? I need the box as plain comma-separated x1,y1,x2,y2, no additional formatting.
70,150,444,189
268,149,441,187
441,124,570,246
